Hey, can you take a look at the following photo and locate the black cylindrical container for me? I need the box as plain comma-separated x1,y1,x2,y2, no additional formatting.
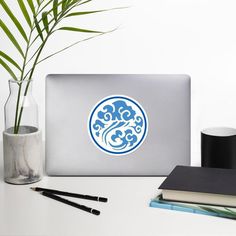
201,127,236,169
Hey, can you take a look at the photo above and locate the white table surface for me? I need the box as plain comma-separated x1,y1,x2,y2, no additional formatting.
0,145,236,236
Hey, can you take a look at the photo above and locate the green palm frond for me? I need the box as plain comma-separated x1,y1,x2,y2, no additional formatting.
61,0,67,11
65,7,127,18
0,51,21,71
18,0,32,27
34,31,110,67
27,0,36,15
0,58,18,81
58,26,103,33
42,11,49,33
34,1,62,29
0,0,28,42
53,0,58,20
34,16,44,41
77,0,92,7
0,20,24,57
38,0,59,15
0,0,125,134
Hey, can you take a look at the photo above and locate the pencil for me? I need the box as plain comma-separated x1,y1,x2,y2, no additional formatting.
31,187,108,202
40,191,100,216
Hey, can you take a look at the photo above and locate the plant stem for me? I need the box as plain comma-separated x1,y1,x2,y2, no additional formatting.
15,19,60,134
14,1,95,133
14,4,41,134
13,83,22,133
13,28,34,134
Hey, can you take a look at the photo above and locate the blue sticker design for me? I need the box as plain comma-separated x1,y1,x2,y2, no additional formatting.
88,96,148,155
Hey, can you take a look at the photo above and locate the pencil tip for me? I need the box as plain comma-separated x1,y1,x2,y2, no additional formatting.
92,209,100,216
30,187,36,191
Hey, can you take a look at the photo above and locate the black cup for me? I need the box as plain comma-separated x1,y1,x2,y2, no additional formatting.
201,127,236,169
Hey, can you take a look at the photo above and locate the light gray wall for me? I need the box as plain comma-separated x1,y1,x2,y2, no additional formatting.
1,0,236,166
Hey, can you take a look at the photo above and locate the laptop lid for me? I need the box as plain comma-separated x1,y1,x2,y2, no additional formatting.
46,74,190,176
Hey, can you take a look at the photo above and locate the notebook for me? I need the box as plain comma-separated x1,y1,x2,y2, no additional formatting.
159,166,236,207
150,195,236,220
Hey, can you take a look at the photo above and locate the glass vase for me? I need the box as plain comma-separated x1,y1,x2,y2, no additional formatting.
3,79,43,184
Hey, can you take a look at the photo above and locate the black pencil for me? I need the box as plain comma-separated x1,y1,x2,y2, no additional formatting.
40,191,100,215
31,187,108,202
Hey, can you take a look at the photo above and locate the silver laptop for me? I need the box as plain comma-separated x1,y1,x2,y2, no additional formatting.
46,74,190,176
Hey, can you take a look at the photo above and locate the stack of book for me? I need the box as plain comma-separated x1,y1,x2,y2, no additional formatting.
150,166,236,220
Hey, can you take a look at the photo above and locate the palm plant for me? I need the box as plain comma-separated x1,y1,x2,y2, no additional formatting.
0,0,120,134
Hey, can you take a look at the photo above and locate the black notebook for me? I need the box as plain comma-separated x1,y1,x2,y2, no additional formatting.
159,165,236,207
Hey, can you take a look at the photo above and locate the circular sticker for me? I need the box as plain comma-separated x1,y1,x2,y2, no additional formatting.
88,95,148,155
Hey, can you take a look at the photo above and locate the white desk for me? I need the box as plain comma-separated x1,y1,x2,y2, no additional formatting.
0,148,236,236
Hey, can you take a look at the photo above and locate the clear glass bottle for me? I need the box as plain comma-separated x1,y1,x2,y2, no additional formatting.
3,79,43,184
4,79,38,134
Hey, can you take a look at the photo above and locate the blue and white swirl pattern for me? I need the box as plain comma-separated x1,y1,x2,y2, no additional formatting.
88,96,148,155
